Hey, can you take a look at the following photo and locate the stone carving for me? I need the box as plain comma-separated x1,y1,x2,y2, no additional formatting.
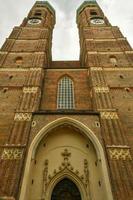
1,148,23,160
23,87,38,93
45,149,82,183
42,159,49,199
108,146,132,160
100,112,118,119
14,113,32,121
94,87,109,93
41,149,92,200
84,159,92,199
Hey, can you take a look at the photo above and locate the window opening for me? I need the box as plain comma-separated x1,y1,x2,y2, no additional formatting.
57,76,75,109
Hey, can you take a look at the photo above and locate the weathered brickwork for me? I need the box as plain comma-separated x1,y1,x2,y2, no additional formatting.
0,1,55,199
41,69,92,110
0,1,133,200
77,1,133,200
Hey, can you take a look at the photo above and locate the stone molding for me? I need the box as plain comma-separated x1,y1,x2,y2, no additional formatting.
90,67,133,71
42,149,91,200
86,38,126,42
90,67,103,71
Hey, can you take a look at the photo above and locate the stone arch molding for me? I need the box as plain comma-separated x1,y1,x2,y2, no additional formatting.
46,168,88,200
42,148,90,200
19,117,113,200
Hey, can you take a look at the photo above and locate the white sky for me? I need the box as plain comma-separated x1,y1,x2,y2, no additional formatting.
0,0,133,60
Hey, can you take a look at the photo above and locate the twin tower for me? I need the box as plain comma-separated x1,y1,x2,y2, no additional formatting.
0,1,133,200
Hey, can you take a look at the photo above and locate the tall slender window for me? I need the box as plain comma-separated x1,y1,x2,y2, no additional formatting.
57,76,75,109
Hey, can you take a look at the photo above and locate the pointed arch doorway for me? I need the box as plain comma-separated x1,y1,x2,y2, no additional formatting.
51,178,81,200
19,117,113,200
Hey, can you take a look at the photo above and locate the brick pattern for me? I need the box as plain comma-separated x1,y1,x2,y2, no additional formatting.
0,1,133,200
77,3,133,200
40,70,92,110
0,2,55,199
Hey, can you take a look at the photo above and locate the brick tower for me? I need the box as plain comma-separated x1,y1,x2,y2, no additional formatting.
0,1,133,200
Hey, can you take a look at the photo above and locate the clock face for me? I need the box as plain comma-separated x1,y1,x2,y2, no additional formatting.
90,18,105,25
28,18,41,25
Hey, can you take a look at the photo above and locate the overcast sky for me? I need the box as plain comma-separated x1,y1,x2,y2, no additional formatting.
0,0,133,60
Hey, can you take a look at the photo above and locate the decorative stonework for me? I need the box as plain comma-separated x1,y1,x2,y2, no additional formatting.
90,67,103,71
23,87,38,93
61,148,71,160
42,159,49,199
94,87,109,93
30,68,42,71
42,149,91,199
14,113,32,121
100,112,118,119
46,149,86,182
1,148,23,160
107,146,132,160
84,159,91,198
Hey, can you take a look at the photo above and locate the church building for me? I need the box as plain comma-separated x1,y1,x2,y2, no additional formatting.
0,1,133,200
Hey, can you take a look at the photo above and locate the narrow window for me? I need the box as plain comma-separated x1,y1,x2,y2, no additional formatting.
57,76,75,109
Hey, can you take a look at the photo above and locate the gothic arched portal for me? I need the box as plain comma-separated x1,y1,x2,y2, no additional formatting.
19,117,113,200
51,178,81,200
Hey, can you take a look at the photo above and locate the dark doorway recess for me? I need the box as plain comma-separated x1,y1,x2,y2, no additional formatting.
51,178,82,200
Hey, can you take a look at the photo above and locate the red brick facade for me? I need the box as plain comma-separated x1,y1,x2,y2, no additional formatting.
0,1,133,200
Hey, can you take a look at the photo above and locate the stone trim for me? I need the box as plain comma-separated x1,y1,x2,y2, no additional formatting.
107,145,132,160
86,38,126,42
100,112,118,119
94,87,109,93
87,51,132,55
0,68,42,72
1,148,24,160
14,113,32,121
90,67,133,71
0,68,29,72
23,87,38,93
30,68,42,71
90,67,103,71
47,69,87,72
104,67,133,71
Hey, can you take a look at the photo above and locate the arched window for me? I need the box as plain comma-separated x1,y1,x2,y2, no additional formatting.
109,55,117,66
57,76,75,109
